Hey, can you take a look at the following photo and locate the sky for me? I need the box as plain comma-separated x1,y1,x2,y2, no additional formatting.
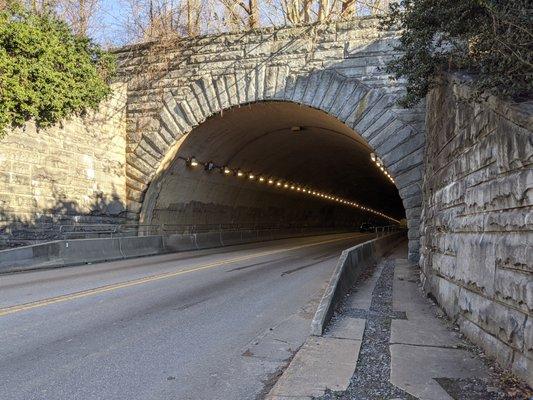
90,0,131,46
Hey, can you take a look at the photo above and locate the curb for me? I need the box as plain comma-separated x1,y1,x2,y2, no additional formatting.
310,231,405,336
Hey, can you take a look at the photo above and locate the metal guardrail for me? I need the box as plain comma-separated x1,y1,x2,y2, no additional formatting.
0,221,404,249
374,225,403,237
1,222,371,241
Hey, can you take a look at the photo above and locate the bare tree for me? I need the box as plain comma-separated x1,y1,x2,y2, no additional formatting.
218,0,258,29
56,0,99,36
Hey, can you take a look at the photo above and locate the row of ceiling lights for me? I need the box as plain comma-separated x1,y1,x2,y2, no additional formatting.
182,156,399,223
370,153,394,184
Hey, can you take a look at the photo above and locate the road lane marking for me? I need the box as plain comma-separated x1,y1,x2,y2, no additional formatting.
0,234,368,317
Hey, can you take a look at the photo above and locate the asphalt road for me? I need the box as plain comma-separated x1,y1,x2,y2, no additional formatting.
0,232,372,400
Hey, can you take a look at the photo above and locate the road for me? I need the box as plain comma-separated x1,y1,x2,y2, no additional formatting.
0,232,372,400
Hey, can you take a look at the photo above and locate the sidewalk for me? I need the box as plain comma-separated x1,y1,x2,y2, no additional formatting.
267,242,528,400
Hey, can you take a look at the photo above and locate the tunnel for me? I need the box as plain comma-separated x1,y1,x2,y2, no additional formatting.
140,101,405,232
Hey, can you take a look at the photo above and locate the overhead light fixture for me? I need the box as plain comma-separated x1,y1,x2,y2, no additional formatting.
291,126,302,132
370,153,376,162
181,156,399,223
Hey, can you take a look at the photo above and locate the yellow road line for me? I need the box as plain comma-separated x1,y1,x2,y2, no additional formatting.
0,233,365,317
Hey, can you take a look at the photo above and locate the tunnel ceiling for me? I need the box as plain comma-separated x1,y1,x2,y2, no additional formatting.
173,101,405,219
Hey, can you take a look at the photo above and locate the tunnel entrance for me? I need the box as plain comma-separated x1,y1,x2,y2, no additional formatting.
140,101,404,232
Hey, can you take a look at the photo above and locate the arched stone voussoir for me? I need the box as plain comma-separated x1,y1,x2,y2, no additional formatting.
125,66,425,260
134,68,424,189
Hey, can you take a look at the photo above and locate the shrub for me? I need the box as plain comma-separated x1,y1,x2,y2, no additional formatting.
380,0,532,107
0,4,115,135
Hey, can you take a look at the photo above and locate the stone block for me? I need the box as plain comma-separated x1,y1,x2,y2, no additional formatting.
458,316,514,368
458,289,527,351
494,268,533,313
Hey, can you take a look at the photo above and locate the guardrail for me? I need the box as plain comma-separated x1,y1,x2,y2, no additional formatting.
1,222,369,244
374,225,403,237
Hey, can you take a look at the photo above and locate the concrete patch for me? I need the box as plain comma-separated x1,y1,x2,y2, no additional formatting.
266,336,361,398
391,318,463,348
325,317,366,340
242,313,312,362
390,344,489,400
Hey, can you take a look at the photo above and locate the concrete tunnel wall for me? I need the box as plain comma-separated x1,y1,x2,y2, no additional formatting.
140,101,405,230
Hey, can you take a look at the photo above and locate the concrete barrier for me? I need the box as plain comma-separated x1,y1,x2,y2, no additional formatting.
0,228,358,274
0,236,166,273
310,232,405,336
163,234,197,252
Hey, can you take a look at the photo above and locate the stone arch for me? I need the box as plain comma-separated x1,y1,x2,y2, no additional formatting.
125,69,424,259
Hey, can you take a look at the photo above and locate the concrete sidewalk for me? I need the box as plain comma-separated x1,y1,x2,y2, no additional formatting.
267,242,527,400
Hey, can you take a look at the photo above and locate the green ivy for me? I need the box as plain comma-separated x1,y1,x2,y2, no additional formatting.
380,0,532,107
0,4,115,135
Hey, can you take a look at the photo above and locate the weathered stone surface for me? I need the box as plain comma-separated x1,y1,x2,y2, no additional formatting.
420,75,533,385
110,18,426,254
0,84,128,246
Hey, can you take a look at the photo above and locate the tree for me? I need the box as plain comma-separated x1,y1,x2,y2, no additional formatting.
56,0,99,36
219,0,258,29
381,0,532,107
0,3,115,135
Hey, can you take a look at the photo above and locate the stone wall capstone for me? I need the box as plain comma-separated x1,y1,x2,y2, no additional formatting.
419,74,533,385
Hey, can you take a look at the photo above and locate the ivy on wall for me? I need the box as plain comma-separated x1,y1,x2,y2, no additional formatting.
0,4,115,136
381,0,532,107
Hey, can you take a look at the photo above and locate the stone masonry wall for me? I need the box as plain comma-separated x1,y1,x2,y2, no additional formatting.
0,84,128,247
115,17,427,260
420,75,533,385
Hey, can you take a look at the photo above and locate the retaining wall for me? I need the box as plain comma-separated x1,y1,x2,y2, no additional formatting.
419,74,532,385
0,84,128,248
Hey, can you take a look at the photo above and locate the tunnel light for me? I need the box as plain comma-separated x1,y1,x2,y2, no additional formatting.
187,157,199,167
183,156,399,223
